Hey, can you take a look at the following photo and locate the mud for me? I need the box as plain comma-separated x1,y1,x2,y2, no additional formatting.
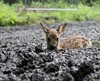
0,21,100,81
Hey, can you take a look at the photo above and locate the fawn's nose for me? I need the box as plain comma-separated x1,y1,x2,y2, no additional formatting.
49,44,56,50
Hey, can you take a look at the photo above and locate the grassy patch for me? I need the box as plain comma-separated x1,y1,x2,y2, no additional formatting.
0,2,100,26
93,41,100,48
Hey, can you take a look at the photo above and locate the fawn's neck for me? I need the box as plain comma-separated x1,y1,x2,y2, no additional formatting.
57,38,65,49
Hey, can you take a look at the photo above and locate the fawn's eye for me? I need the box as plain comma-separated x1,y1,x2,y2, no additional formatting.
56,38,58,41
47,38,51,41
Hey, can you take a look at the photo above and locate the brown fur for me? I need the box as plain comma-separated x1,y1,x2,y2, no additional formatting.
40,23,92,50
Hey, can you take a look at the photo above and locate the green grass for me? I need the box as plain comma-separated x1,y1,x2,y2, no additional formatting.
93,41,100,48
31,1,70,8
0,2,100,26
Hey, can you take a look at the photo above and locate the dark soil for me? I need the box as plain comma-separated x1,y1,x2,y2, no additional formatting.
0,21,100,81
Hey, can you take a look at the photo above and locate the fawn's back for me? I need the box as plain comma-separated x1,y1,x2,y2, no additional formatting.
40,23,92,50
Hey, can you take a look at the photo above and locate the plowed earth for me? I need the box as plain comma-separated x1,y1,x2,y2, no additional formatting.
0,21,100,81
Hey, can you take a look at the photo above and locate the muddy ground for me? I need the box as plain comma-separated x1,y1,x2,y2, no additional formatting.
0,21,100,81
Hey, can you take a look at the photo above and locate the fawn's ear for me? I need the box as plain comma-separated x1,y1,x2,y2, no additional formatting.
57,23,67,34
40,23,50,33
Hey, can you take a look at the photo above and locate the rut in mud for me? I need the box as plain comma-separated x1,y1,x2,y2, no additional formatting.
0,21,100,81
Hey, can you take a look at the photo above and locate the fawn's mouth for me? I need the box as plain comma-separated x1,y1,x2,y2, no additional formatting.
48,45,57,50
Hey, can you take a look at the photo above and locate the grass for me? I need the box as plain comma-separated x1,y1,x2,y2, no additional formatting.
0,2,100,26
93,41,100,48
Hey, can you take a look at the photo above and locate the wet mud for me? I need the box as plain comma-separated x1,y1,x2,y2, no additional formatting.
0,21,100,81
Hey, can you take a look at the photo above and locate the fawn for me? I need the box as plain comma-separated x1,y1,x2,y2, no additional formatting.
40,23,92,50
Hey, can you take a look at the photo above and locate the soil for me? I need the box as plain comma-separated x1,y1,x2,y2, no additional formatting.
0,21,100,81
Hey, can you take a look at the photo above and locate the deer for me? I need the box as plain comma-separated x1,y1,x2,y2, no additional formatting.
40,23,92,50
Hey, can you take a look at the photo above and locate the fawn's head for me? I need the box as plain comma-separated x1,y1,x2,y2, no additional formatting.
40,23,67,50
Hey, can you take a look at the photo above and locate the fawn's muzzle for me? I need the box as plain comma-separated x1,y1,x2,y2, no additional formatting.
48,44,57,50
